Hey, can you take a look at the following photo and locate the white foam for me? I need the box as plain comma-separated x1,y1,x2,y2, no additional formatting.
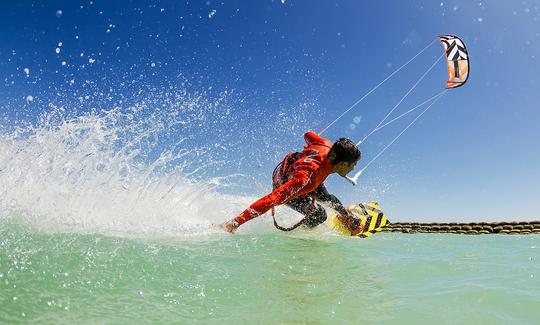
0,103,261,239
1,78,321,239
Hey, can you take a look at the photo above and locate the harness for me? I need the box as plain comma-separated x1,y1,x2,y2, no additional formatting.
271,151,318,231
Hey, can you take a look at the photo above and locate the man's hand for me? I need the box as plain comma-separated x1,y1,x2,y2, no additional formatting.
218,220,239,234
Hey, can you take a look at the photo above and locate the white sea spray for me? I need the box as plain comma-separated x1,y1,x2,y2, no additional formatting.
0,84,316,238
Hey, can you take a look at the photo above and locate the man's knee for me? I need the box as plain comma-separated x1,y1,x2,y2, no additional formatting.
303,205,327,228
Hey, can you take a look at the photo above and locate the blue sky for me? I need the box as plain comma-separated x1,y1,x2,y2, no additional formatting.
1,1,539,221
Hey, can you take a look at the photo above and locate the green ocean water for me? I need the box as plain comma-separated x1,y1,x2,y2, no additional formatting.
1,222,538,324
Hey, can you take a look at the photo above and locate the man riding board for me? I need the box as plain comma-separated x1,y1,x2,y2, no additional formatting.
220,131,363,235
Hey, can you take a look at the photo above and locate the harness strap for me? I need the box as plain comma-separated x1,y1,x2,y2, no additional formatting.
272,193,318,232
272,151,301,187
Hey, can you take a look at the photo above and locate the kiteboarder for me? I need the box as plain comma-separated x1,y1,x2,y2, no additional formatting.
220,131,362,234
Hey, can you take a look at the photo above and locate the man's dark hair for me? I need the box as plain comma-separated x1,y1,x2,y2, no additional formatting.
328,138,361,165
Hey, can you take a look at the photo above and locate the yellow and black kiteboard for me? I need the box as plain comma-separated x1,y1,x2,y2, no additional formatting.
327,202,389,238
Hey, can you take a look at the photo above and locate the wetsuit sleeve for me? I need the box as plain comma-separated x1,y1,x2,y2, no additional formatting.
315,184,350,217
234,171,311,226
304,131,332,148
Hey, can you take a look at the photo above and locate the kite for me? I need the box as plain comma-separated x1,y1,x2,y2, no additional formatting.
439,34,469,89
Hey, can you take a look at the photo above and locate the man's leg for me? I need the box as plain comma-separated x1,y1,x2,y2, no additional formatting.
285,197,327,228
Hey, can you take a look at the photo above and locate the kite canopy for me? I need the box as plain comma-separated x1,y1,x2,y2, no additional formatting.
439,35,469,89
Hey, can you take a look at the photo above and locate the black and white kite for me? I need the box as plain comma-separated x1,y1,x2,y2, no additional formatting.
439,35,469,89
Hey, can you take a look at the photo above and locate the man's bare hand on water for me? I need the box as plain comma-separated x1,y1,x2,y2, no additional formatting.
219,220,239,234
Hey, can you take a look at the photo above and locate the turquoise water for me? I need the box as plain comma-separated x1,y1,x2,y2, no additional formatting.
1,222,538,324
0,85,538,324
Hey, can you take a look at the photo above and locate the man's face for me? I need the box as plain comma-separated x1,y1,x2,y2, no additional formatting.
335,160,357,177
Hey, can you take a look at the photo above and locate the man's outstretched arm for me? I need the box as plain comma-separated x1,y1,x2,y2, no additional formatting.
221,172,310,233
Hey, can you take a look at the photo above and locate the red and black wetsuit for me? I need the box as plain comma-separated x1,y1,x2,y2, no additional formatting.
234,131,349,227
